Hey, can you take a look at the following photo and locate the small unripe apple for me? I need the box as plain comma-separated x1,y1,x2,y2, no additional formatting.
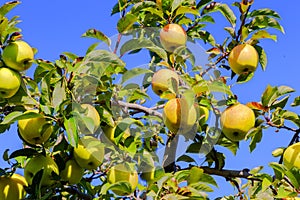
77,104,101,134
107,163,138,196
18,110,53,145
140,165,164,183
160,24,187,52
60,159,84,184
0,67,21,98
283,142,300,170
163,98,198,134
73,136,104,170
0,173,27,200
24,154,59,186
102,123,130,145
151,69,179,99
198,105,210,125
220,103,255,142
2,40,34,71
228,44,259,75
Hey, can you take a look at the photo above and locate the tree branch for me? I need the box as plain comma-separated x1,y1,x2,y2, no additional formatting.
182,166,261,181
114,100,163,119
63,185,93,200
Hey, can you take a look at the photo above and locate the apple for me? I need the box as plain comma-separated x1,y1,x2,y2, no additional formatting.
107,163,138,196
220,103,255,142
2,40,34,71
73,136,104,170
102,123,130,145
77,104,101,134
151,68,179,99
18,110,53,145
0,67,21,98
24,154,59,186
60,159,84,184
160,23,187,52
228,44,259,75
140,165,164,183
0,173,27,200
283,142,300,170
163,98,198,134
198,105,210,125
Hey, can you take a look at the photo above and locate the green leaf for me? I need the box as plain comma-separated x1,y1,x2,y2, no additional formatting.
254,45,267,71
261,85,278,107
176,155,196,163
107,181,133,195
121,68,153,84
251,16,285,33
208,80,233,96
52,80,67,112
236,72,254,83
63,117,78,147
247,127,263,152
9,148,38,159
0,1,20,18
197,0,213,10
117,13,137,33
198,30,216,46
269,162,286,180
224,27,235,38
250,8,281,19
1,111,41,125
120,38,167,61
203,3,236,27
291,96,300,107
175,6,200,17
251,30,277,42
171,0,185,12
217,136,239,155
81,29,111,46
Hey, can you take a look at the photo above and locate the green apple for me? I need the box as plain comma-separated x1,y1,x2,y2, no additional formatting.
2,40,34,71
283,142,300,170
107,163,138,196
151,69,179,99
228,44,259,75
0,67,21,98
198,105,210,125
140,165,164,183
73,136,104,170
102,123,130,145
0,173,27,200
60,159,84,184
77,104,101,134
160,23,187,52
163,98,198,134
220,103,255,142
18,110,53,145
24,154,59,186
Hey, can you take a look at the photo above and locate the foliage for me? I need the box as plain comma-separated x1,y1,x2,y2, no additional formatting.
0,0,299,199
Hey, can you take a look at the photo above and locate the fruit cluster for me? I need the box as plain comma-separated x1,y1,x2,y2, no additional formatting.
0,40,34,99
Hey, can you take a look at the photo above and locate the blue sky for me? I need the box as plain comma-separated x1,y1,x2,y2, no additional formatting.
1,0,300,198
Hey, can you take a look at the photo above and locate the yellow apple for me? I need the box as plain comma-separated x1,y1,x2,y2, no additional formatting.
77,104,101,134
0,67,21,98
107,163,138,196
24,154,59,186
2,40,34,71
283,142,300,170
18,110,53,145
73,136,104,170
220,103,255,142
151,69,179,99
163,98,198,134
60,159,84,184
0,173,27,200
160,24,187,52
228,44,259,75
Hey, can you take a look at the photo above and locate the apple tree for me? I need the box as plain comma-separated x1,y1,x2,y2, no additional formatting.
0,0,299,199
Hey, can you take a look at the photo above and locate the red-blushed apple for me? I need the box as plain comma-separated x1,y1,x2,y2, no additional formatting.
160,24,187,52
